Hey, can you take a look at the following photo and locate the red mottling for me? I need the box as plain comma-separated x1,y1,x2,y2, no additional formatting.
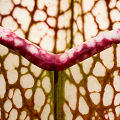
0,26,120,71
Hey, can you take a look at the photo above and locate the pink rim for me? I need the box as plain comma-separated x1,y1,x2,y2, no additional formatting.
0,26,120,71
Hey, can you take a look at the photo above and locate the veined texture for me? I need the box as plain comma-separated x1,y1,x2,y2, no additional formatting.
0,0,120,120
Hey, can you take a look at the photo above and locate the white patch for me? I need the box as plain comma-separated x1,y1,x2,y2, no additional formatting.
41,49,46,54
59,53,68,62
104,31,115,40
76,45,82,52
112,29,120,39
0,28,8,38
99,30,120,42
14,39,23,46
86,38,96,47
95,34,103,42
67,48,75,58
27,45,38,54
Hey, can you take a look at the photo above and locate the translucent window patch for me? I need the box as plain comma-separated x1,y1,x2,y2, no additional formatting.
0,74,6,99
47,17,56,27
78,96,89,115
60,0,70,12
25,89,32,99
90,93,100,105
13,0,20,5
0,45,8,56
79,86,86,95
110,9,120,22
65,80,77,110
22,57,30,66
34,10,47,21
103,84,114,106
114,93,120,106
34,88,45,112
63,103,73,120
75,116,84,120
83,0,95,13
100,47,114,69
84,13,98,40
0,0,14,15
2,16,18,31
87,76,101,92
28,23,49,43
7,69,18,84
41,104,50,120
8,108,18,120
42,77,51,93
12,89,23,109
92,0,109,30
113,70,120,91
13,7,31,31
93,62,106,77
21,0,35,11
4,99,12,112
70,64,83,84
57,30,66,51
4,53,19,70
40,29,55,51
30,64,41,77
20,74,34,89
82,57,93,74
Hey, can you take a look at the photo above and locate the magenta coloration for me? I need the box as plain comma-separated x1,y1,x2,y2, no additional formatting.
0,26,120,71
0,26,55,71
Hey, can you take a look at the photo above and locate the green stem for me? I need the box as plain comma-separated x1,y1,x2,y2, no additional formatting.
54,71,61,120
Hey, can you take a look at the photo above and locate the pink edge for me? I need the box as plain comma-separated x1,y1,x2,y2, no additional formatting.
0,26,120,71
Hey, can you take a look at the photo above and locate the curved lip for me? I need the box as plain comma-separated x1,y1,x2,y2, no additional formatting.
0,26,120,71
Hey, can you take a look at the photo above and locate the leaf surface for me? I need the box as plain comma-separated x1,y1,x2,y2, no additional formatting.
0,0,120,120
